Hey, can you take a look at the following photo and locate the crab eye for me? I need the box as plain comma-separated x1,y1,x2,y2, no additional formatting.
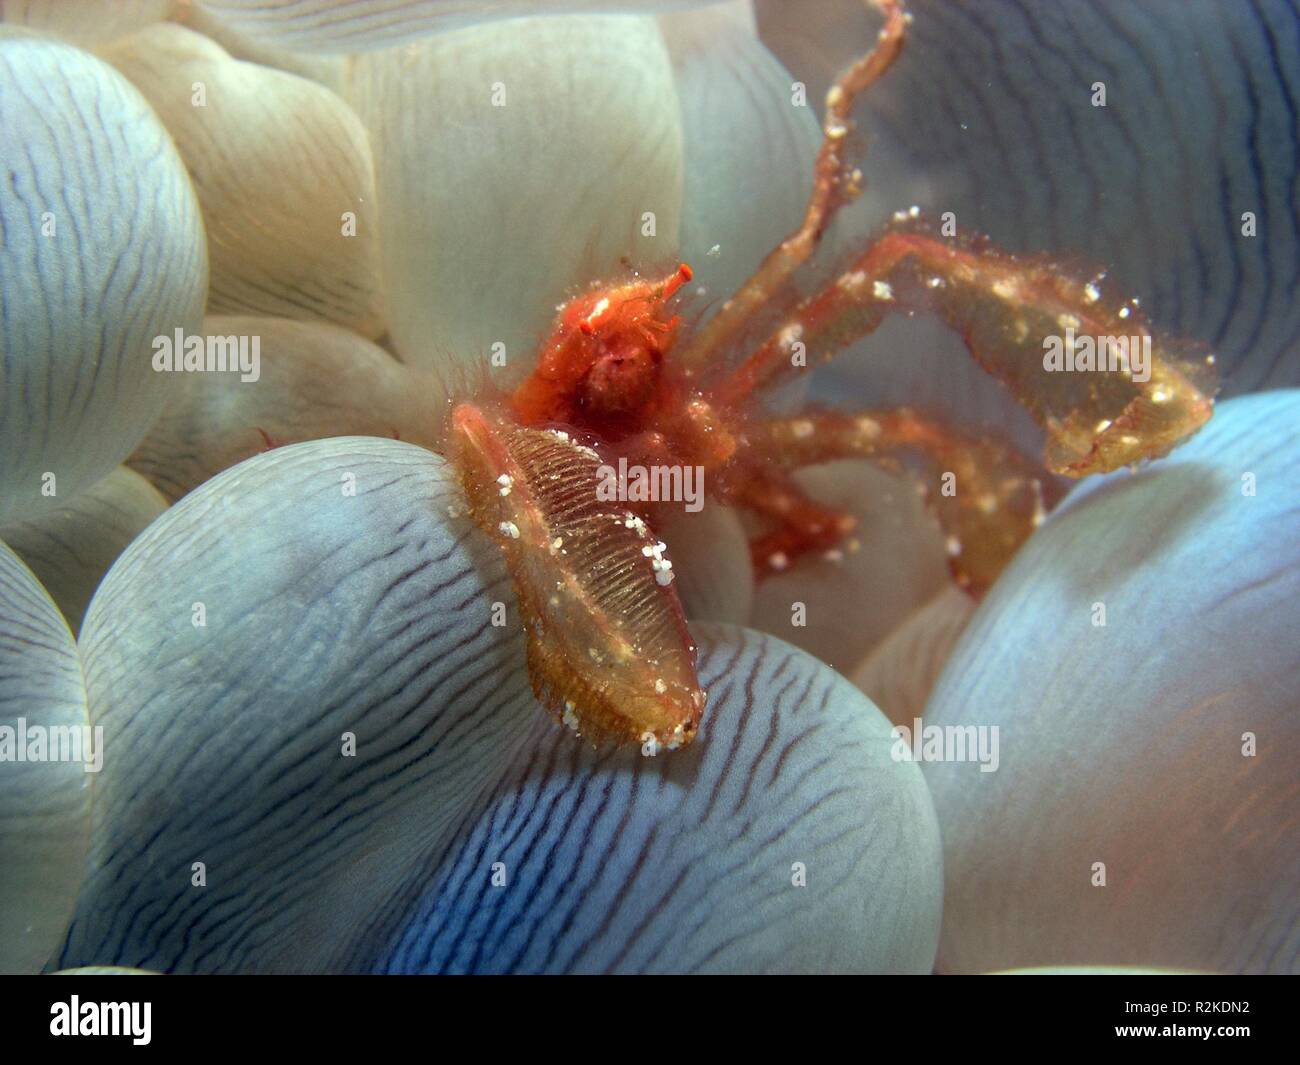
578,295,613,337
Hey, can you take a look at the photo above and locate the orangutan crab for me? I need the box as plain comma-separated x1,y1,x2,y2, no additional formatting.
449,0,1216,752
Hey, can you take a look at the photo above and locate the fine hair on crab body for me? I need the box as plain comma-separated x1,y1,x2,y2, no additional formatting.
449,0,1216,751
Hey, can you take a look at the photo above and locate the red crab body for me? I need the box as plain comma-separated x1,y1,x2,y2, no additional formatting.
510,263,693,440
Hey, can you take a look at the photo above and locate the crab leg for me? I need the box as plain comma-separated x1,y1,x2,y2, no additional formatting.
725,463,859,576
676,0,909,372
710,224,1217,478
451,402,706,750
739,407,1062,594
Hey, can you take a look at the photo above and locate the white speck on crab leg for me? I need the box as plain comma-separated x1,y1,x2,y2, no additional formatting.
837,269,868,293
777,323,803,352
498,520,520,539
639,539,675,586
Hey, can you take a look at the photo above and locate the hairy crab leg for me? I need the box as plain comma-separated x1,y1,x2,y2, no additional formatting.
710,223,1217,477
450,401,706,751
725,464,859,575
741,408,1064,594
675,0,909,373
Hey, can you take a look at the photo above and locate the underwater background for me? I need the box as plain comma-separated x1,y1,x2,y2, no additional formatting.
0,0,1296,974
